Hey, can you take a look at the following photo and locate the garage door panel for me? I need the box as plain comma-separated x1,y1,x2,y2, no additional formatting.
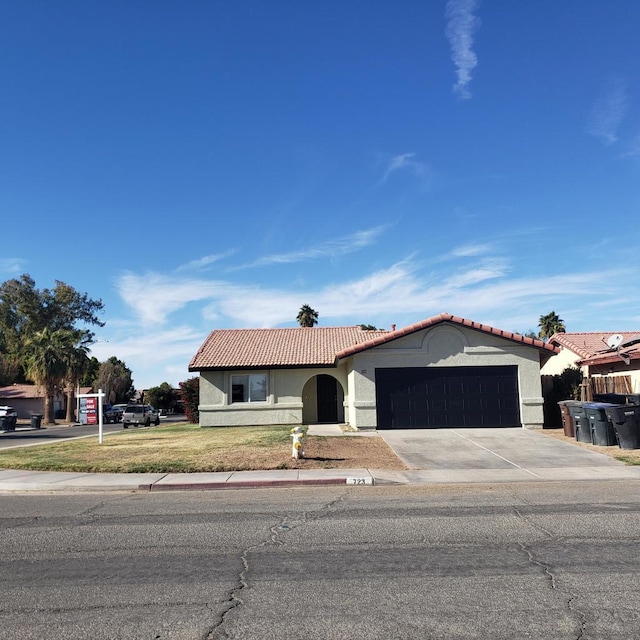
375,366,521,429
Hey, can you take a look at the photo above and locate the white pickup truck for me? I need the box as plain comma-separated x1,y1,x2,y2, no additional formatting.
121,404,160,428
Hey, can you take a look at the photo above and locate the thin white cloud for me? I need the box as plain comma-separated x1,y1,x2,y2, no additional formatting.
620,132,640,158
587,79,628,145
381,153,429,184
445,0,481,100
90,325,205,388
236,225,391,269
116,258,627,332
176,250,236,272
449,243,494,258
111,257,637,388
116,271,236,325
0,258,27,274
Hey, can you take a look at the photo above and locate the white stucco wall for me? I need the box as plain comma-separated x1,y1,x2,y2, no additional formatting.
344,323,545,430
540,347,582,376
198,367,349,427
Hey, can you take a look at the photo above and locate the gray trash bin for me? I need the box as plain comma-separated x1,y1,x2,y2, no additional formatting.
30,414,42,429
583,402,618,446
568,403,590,443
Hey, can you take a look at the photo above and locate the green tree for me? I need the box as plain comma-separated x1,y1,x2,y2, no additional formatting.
79,356,101,388
538,311,566,341
296,304,319,327
358,324,378,331
0,353,22,387
179,377,200,424
146,382,177,413
94,357,134,404
0,274,104,401
0,274,103,348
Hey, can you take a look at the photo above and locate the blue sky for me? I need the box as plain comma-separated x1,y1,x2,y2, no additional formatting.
2,1,639,390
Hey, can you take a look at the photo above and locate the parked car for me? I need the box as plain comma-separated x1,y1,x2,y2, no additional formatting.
111,404,128,422
102,404,118,424
122,404,160,428
0,406,18,431
0,406,17,418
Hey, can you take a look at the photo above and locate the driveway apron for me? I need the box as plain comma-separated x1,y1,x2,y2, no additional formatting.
378,428,629,477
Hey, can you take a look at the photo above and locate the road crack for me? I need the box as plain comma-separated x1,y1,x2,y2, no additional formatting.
205,491,348,639
518,542,587,640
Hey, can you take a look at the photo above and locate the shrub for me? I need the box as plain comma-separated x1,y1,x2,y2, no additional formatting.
179,376,200,424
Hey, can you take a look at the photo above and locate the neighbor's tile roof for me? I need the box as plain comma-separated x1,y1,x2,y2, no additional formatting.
189,326,389,369
189,312,557,371
0,383,45,399
549,332,640,360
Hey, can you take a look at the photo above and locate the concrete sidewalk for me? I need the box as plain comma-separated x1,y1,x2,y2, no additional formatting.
2,425,640,492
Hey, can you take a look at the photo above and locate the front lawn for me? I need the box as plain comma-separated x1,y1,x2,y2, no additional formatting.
0,423,405,473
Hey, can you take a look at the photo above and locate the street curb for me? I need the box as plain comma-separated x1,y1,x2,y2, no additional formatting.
141,477,356,491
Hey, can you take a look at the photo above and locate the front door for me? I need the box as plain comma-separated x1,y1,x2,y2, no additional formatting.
317,375,338,423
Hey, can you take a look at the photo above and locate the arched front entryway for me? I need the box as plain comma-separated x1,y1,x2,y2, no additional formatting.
302,374,345,423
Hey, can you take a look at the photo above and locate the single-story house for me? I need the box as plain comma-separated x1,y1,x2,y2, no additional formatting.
542,331,640,393
189,312,558,430
0,384,66,419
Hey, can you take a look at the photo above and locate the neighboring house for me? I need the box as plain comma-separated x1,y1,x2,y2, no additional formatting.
189,312,558,430
0,383,67,419
542,332,640,393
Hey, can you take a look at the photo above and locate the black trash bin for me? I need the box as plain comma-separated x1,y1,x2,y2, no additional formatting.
1,415,16,431
568,403,590,443
604,404,640,449
594,393,640,405
30,414,42,429
583,402,618,446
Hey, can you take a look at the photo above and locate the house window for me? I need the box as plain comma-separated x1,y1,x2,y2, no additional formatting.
231,374,268,403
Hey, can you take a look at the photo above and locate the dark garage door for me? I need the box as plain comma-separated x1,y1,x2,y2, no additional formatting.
375,366,521,429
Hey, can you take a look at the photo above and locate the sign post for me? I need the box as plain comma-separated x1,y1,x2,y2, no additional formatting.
77,389,106,444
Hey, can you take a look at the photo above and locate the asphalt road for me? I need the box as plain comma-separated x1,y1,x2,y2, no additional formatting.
2,481,640,639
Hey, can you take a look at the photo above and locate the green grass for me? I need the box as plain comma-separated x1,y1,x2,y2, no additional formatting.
614,454,640,465
0,423,302,473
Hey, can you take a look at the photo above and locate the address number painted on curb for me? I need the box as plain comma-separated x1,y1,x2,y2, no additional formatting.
346,477,373,485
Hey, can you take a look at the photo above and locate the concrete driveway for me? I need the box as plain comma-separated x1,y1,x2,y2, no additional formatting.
377,428,640,484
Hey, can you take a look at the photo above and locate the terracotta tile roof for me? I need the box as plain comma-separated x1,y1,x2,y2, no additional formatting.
189,326,389,370
336,312,558,358
549,332,640,361
189,313,557,371
0,383,46,399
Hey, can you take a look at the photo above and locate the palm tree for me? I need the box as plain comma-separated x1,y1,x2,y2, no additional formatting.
63,333,91,423
538,311,566,341
23,328,87,424
296,304,319,327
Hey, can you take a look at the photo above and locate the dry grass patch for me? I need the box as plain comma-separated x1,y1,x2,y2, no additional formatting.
0,424,406,473
541,428,640,465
